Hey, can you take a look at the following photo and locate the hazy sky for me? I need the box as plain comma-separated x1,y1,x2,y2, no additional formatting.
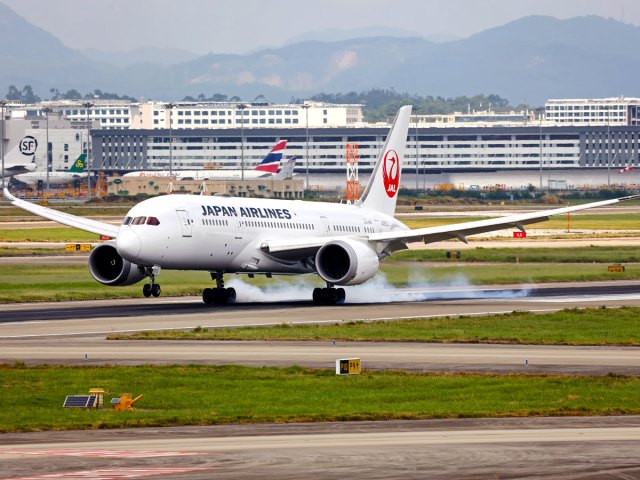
3,0,639,54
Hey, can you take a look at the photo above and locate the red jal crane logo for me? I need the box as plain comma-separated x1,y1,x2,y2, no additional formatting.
382,149,399,198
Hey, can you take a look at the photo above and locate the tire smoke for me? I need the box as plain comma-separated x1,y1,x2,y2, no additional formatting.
226,273,530,304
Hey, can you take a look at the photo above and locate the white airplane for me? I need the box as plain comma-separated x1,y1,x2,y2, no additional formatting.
1,135,38,177
13,153,88,187
4,105,638,305
123,140,289,181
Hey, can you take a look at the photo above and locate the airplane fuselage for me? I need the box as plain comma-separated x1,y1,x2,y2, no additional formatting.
116,194,407,274
13,171,87,186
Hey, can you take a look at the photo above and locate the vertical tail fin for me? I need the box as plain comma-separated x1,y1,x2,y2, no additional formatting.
68,153,87,173
357,105,412,216
254,140,287,173
274,156,298,179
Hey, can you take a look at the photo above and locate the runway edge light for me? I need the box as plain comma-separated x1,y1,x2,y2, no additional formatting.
336,358,361,375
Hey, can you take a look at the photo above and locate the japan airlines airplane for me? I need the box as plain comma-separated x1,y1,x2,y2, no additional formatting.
4,105,639,305
1,136,38,177
13,153,87,187
123,140,288,181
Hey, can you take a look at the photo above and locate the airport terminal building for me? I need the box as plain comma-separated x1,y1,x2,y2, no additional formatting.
3,97,640,178
90,124,640,174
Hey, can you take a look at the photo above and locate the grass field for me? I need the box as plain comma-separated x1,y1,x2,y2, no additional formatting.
392,246,640,263
1,364,640,432
112,307,640,346
0,227,102,242
0,263,638,303
402,213,640,230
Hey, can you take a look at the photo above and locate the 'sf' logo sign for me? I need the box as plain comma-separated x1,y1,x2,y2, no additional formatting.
19,136,38,156
382,149,399,198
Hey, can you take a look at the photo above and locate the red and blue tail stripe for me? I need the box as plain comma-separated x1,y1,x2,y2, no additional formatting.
254,140,287,173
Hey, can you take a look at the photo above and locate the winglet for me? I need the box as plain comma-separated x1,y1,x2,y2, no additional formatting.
3,187,16,201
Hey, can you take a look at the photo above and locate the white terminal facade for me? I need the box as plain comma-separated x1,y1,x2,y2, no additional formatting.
1,97,640,179
545,97,640,126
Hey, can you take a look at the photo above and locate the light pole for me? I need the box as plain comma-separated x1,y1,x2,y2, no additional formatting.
165,103,175,176
236,103,247,181
82,102,93,198
301,104,310,190
607,105,611,187
42,107,51,190
537,107,544,190
0,100,6,190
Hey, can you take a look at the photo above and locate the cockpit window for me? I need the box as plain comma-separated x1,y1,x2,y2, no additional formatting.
123,216,132,225
146,217,160,226
132,216,147,225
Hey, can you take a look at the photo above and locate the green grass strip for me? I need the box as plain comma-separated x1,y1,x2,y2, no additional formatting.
1,365,639,432
392,246,640,263
402,213,640,231
112,307,640,346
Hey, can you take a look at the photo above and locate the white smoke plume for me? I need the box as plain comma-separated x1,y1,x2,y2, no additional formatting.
226,272,530,304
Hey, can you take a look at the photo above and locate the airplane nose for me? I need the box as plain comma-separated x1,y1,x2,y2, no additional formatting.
116,229,141,260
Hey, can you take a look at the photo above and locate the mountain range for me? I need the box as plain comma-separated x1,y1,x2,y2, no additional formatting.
0,1,638,105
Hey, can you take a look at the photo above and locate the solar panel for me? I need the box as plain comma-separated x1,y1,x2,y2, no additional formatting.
63,395,92,408
87,396,97,408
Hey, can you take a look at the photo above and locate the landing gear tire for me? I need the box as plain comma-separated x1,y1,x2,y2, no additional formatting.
203,288,214,305
313,287,346,305
151,284,161,297
143,283,152,298
203,287,236,305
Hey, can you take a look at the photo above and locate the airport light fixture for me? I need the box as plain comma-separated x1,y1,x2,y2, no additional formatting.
42,107,52,190
607,105,611,187
301,103,310,190
165,103,175,176
236,103,248,181
0,100,6,190
82,102,93,198
536,107,544,191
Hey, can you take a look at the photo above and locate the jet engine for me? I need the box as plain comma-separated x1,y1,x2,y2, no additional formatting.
315,239,379,286
88,241,146,286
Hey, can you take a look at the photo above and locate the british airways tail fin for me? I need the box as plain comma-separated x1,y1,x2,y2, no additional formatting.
254,140,287,173
357,105,412,217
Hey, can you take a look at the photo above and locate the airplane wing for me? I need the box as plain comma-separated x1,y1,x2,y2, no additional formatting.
3,188,120,238
262,195,640,256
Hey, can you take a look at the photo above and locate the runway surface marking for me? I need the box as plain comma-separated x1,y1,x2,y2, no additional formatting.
0,449,202,458
3,467,217,480
3,427,640,454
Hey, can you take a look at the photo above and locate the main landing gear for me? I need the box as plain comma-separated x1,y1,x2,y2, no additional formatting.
142,266,161,298
313,285,346,305
203,271,236,305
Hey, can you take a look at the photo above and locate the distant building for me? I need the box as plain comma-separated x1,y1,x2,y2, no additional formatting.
415,110,535,128
545,97,640,126
135,101,363,130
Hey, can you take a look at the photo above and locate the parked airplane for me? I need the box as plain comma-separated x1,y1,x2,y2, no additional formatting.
1,136,38,177
4,106,638,305
123,140,288,181
13,153,87,187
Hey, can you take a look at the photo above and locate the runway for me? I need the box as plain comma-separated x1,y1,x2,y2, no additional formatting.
2,417,640,479
2,280,640,374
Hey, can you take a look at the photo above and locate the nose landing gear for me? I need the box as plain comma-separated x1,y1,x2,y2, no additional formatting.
202,271,236,305
142,266,161,298
313,285,346,305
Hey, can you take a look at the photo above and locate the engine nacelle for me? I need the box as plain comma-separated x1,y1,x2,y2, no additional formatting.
315,239,379,286
88,241,146,286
